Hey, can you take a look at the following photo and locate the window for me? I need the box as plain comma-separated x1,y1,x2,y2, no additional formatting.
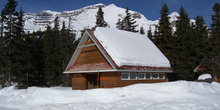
153,73,159,79
121,73,137,80
153,73,165,79
138,73,152,80
130,73,137,79
122,73,164,80
121,73,129,80
159,73,164,79
138,73,145,80
146,73,152,79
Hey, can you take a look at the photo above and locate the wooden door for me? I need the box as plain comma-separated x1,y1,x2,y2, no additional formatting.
86,74,95,89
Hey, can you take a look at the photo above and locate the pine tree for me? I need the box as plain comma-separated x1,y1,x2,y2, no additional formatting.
140,26,145,34
121,7,138,32
147,25,153,41
60,21,77,86
0,6,5,87
43,25,62,86
211,2,220,40
203,3,220,76
1,0,19,86
155,3,173,58
173,6,196,80
10,7,27,88
25,31,45,87
116,18,123,30
194,16,209,63
95,6,108,28
53,17,60,31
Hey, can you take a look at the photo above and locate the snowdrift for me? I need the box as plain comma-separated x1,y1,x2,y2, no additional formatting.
1,81,220,110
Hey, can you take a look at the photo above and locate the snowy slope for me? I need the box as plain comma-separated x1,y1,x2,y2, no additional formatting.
23,3,182,37
1,81,220,110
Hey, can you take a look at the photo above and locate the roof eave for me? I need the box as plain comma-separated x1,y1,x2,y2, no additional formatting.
64,69,173,74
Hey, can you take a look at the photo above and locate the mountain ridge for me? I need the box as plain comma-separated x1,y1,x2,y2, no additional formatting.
23,3,181,37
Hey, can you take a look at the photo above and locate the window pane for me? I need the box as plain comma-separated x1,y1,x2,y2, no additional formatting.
153,73,159,79
146,73,152,79
121,73,129,79
130,73,137,79
159,73,164,79
138,73,145,79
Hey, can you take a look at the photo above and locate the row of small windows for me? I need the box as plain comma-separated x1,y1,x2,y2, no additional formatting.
121,73,165,80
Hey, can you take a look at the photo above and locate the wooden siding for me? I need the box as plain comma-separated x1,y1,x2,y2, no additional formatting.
100,72,119,88
85,38,93,45
75,45,107,65
99,72,168,88
72,74,87,90
72,72,168,90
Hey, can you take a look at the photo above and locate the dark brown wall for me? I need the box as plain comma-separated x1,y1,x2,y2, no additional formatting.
100,72,119,88
72,74,87,90
72,72,168,90
75,39,107,65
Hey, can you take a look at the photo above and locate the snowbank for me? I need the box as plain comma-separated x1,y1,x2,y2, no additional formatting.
1,81,220,110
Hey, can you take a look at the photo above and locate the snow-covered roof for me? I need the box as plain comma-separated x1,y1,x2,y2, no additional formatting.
94,27,171,68
198,74,212,80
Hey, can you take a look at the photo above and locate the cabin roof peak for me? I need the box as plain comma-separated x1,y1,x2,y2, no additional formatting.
64,27,172,73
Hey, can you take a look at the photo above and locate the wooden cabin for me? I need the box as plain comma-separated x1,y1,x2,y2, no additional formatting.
64,27,173,90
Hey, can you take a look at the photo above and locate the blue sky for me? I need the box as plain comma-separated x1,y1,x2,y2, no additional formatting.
0,0,219,27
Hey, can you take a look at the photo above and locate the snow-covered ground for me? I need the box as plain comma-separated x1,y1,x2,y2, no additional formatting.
1,81,220,110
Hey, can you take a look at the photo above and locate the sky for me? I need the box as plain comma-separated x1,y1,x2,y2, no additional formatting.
0,0,219,27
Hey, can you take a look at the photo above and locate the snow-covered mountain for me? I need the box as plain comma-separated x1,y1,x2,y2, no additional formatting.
23,3,180,37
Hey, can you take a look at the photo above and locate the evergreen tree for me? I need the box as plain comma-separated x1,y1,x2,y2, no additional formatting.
121,7,138,32
154,3,173,58
1,0,19,86
10,7,26,88
53,17,60,31
147,26,154,41
43,25,61,86
95,6,108,28
211,2,220,40
60,21,77,86
116,18,123,30
140,26,145,34
203,3,220,76
23,31,44,87
173,6,196,80
0,6,5,87
29,31,45,87
194,15,209,63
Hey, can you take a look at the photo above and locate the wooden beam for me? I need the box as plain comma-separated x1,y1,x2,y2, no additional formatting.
97,71,100,88
79,44,96,48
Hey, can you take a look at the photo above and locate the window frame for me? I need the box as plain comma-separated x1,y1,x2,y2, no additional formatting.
138,73,146,80
122,73,165,80
159,73,165,79
121,73,137,80
121,73,129,80
153,73,165,79
145,73,152,80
